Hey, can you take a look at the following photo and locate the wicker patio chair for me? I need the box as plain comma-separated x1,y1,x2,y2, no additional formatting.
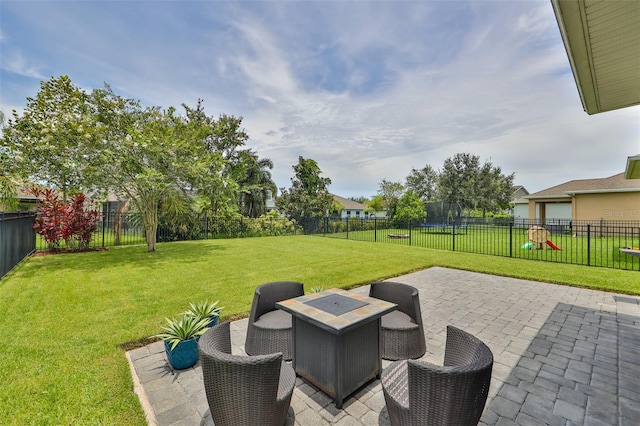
381,325,493,426
244,281,304,361
369,281,427,360
199,321,296,426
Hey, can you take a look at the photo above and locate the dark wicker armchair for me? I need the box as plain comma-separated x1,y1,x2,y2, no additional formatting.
244,281,304,361
369,281,426,360
199,321,296,426
381,325,493,426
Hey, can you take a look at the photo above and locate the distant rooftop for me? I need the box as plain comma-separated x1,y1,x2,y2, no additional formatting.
526,173,640,199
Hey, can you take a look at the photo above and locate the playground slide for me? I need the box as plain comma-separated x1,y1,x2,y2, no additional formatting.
546,240,561,251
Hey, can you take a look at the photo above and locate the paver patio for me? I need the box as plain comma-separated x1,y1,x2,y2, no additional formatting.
127,267,640,425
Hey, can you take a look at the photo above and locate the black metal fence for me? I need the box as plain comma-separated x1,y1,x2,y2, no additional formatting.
313,217,640,271
34,213,301,250
0,212,36,279
6,212,639,276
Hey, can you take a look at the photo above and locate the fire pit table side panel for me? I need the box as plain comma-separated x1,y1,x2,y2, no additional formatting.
294,317,380,408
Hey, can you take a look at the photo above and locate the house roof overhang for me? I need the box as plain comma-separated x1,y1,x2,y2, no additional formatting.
551,0,640,115
565,188,640,195
524,195,572,201
625,154,640,179
551,0,640,180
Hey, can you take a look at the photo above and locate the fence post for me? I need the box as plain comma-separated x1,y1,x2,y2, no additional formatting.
102,213,106,247
509,222,513,257
409,220,412,246
587,224,591,266
452,221,456,251
346,218,349,239
374,218,377,242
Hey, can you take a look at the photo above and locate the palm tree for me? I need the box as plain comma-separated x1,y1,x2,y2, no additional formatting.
237,151,277,218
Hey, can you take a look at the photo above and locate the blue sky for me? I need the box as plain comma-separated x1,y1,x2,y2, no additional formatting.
1,0,638,198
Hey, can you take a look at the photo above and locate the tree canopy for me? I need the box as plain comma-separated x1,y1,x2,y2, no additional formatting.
436,153,514,216
377,179,405,219
1,76,272,251
376,153,515,219
405,165,438,202
276,156,333,224
393,190,426,222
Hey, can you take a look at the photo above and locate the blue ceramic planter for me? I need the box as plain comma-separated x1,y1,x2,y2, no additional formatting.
164,338,199,370
205,315,220,328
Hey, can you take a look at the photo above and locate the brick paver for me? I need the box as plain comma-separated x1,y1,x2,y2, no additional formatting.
127,267,640,425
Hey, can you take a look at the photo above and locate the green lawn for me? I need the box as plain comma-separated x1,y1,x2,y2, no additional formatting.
2,236,639,424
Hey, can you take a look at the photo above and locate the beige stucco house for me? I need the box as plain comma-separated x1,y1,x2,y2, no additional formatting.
525,173,640,223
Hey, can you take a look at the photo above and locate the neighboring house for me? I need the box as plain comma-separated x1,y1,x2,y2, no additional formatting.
511,185,530,220
0,182,38,212
331,194,368,219
16,192,38,212
524,173,640,223
265,190,276,212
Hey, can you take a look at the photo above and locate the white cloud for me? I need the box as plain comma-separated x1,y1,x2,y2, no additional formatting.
1,49,44,79
1,0,638,198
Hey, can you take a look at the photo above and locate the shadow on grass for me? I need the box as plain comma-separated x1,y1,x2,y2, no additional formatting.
16,240,228,278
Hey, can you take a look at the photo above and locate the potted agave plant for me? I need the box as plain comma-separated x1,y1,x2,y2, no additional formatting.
183,300,223,329
156,314,210,370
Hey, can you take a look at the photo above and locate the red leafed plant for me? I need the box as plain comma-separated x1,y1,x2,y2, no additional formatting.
64,193,100,249
31,188,66,252
30,188,101,252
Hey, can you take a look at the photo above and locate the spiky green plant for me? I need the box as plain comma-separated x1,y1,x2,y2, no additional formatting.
182,300,222,320
155,315,210,350
307,286,324,294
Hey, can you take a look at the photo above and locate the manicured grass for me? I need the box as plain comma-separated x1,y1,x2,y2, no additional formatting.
1,236,639,424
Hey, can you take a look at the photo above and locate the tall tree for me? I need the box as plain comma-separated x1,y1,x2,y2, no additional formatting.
406,165,438,202
393,190,426,222
474,160,515,216
436,153,480,209
437,153,514,216
2,76,93,199
2,77,232,251
183,102,246,217
377,179,405,219
276,156,333,222
89,88,228,251
0,110,19,211
236,151,277,218
183,101,276,218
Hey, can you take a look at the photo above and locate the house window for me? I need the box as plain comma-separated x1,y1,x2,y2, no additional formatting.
356,211,360,216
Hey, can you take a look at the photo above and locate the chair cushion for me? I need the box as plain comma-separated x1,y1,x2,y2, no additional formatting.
382,310,418,331
254,310,292,330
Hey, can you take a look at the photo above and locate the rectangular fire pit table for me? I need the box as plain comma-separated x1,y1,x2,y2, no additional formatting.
276,288,396,408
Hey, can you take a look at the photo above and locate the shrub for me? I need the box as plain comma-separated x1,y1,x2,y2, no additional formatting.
246,213,297,237
31,188,100,251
